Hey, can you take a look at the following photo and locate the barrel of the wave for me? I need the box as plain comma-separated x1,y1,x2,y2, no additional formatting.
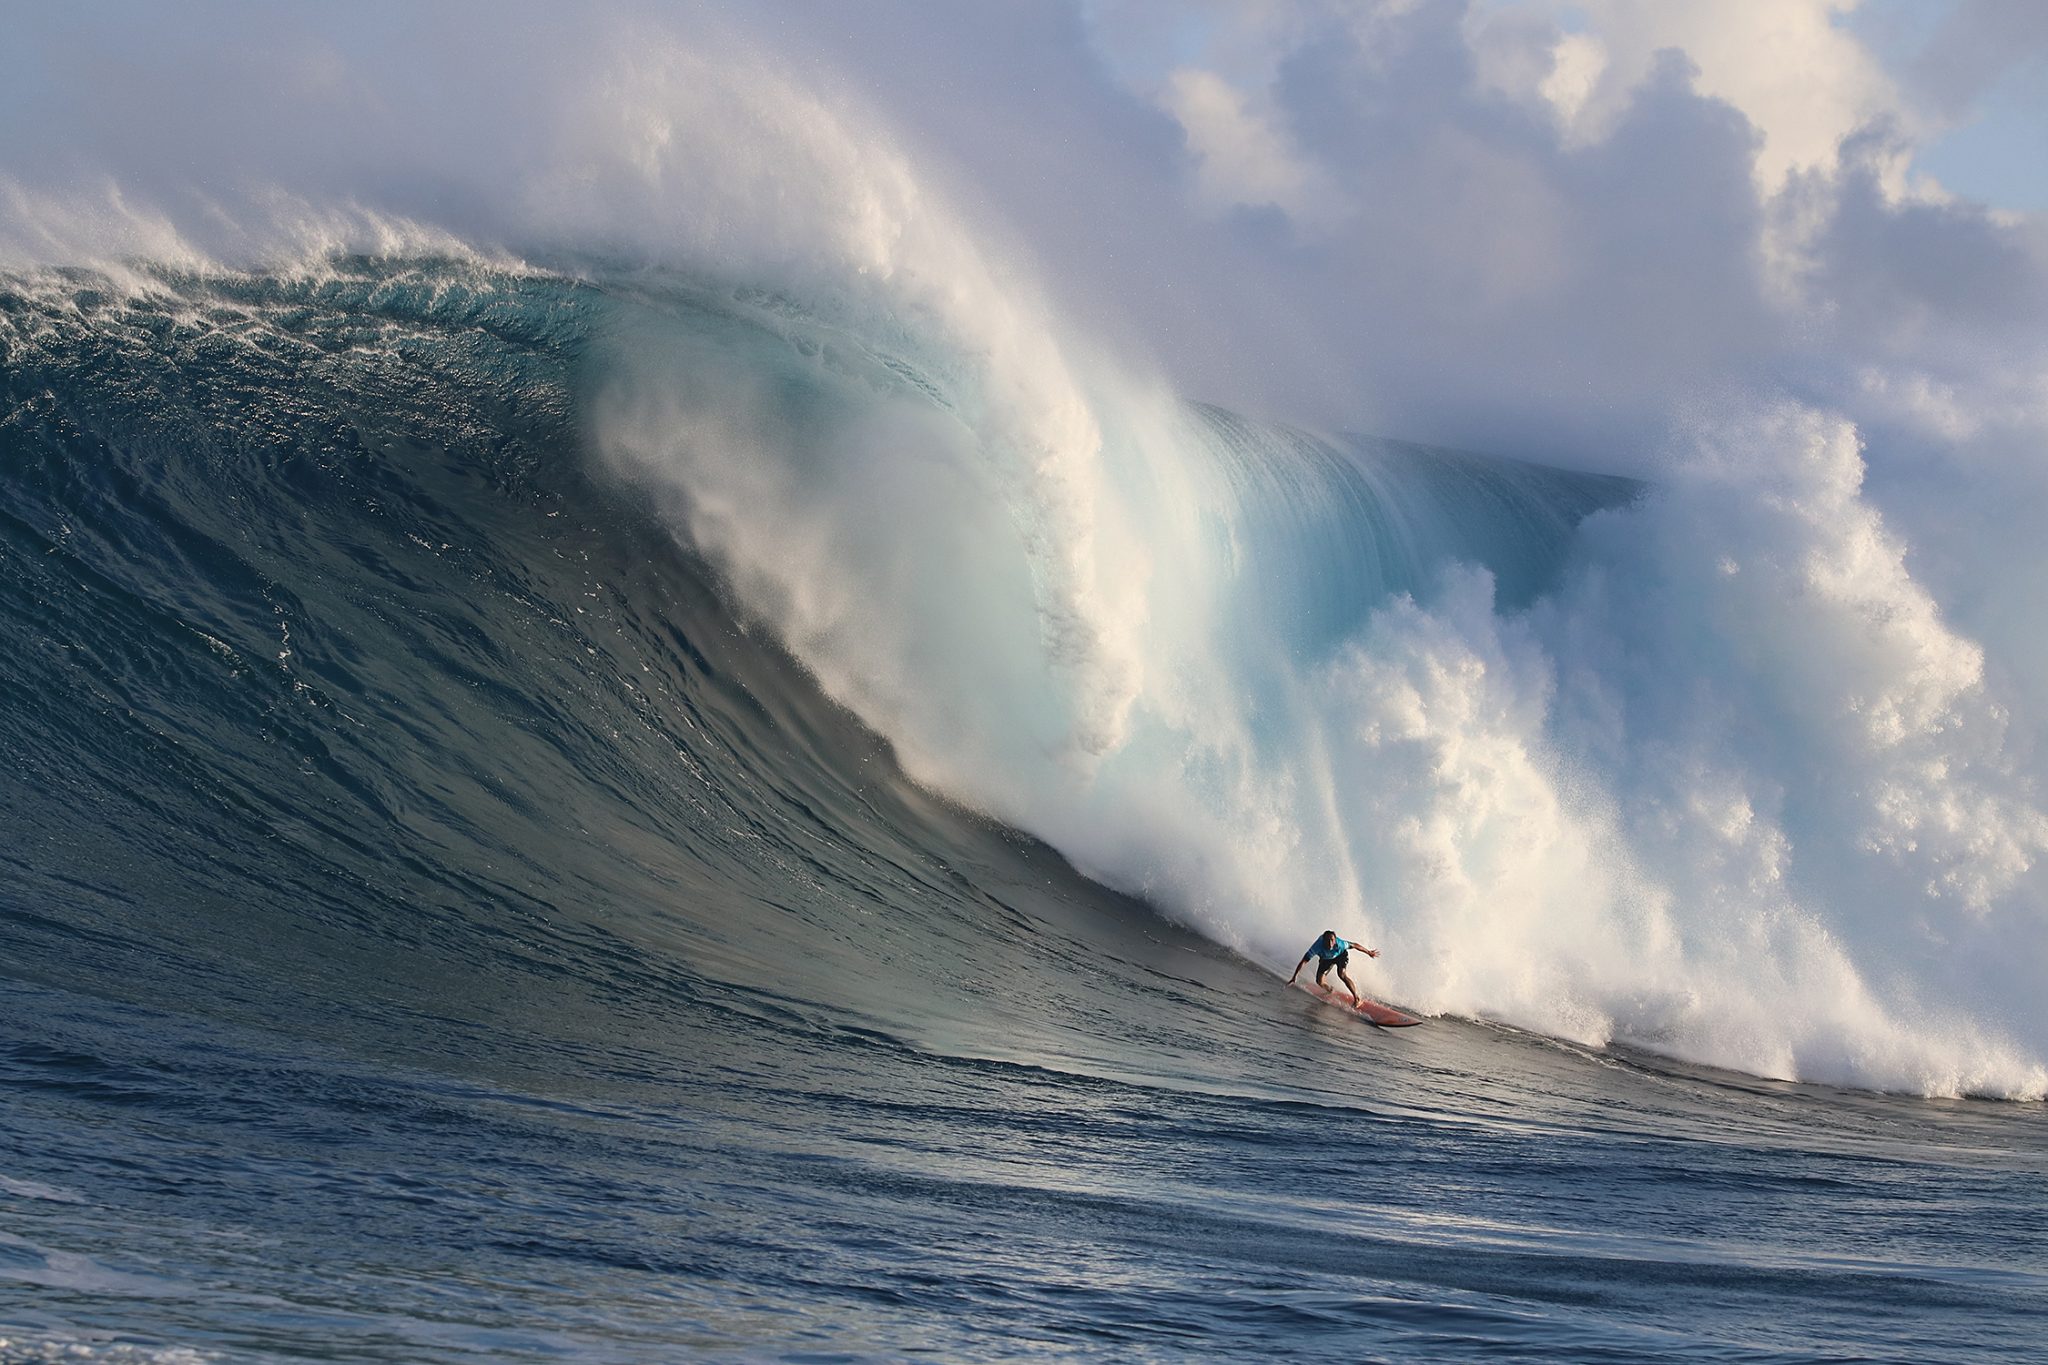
1284,931,1422,1028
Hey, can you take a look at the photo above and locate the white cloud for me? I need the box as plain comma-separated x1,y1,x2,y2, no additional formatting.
1562,0,1905,192
1159,65,1340,221
1538,30,1607,132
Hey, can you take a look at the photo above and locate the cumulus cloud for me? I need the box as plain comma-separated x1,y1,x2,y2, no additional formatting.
1526,0,1903,191
1159,66,1341,222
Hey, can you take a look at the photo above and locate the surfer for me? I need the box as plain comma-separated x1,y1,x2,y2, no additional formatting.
1286,930,1379,1006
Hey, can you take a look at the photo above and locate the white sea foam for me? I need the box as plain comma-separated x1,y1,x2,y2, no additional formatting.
0,1176,83,1205
0,1333,213,1364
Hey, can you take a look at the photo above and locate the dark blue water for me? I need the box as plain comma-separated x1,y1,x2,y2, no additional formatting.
3,261,2043,1363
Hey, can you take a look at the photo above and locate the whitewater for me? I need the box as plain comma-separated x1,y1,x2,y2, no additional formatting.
3,15,2047,1364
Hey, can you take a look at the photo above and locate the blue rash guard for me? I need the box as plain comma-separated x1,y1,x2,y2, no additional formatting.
1304,936,1349,963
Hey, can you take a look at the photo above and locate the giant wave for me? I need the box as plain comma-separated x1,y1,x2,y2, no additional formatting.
3,250,2041,1099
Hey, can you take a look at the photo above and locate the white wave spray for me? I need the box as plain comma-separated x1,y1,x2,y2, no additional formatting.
576,45,2048,1100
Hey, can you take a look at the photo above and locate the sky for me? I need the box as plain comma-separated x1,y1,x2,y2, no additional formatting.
1849,0,2048,210
2,0,2045,477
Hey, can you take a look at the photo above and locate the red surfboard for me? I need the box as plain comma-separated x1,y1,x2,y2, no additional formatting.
1292,979,1423,1027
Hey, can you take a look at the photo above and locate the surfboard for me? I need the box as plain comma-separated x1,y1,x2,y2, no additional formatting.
1292,978,1423,1027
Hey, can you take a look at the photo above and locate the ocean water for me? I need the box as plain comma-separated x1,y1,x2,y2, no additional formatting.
3,261,2045,1363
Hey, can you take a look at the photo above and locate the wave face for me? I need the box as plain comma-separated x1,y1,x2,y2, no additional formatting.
4,258,2048,1361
